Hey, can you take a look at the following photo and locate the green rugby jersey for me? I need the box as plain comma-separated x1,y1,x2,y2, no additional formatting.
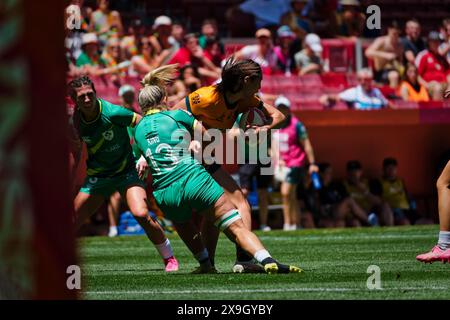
73,98,138,177
134,109,201,189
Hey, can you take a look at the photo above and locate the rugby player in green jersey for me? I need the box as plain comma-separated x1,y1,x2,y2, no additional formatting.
68,76,179,272
133,64,303,274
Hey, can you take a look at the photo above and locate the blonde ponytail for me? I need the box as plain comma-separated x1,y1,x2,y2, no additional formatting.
139,64,179,114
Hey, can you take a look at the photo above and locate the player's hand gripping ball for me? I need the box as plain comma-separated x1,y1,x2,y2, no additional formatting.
238,108,269,147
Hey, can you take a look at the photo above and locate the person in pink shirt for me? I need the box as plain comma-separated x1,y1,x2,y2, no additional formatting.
272,96,319,230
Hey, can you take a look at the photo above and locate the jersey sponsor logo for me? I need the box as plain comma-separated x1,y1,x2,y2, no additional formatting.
191,93,201,105
102,129,114,141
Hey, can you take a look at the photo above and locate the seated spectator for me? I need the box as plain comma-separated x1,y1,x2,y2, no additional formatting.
307,0,339,38
280,0,313,40
171,21,186,50
168,33,221,83
377,157,413,225
101,37,128,84
236,28,279,75
102,37,123,69
199,19,224,52
274,25,297,76
149,15,178,64
120,19,145,60
438,19,450,65
316,163,370,228
294,33,323,75
336,0,366,39
130,37,162,76
379,69,402,100
89,0,123,46
167,64,201,106
401,19,426,66
319,68,392,109
204,37,225,68
76,33,107,75
399,63,430,102
416,31,450,101
365,21,404,85
342,160,394,226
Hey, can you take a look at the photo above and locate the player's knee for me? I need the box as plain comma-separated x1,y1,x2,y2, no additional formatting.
436,171,450,190
131,207,148,219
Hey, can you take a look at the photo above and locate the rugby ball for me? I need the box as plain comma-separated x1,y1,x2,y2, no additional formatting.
238,108,267,130
238,108,268,146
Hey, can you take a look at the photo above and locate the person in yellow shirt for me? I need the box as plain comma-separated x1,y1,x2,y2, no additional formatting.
379,158,412,225
343,160,394,226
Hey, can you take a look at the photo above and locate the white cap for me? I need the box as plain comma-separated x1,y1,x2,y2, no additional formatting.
305,33,322,53
153,15,172,28
82,33,98,45
274,95,291,108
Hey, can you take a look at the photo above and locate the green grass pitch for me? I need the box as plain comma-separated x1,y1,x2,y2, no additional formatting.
79,225,450,300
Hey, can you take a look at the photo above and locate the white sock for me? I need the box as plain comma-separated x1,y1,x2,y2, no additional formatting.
290,224,297,230
154,238,174,259
108,226,118,237
438,231,450,250
283,224,290,231
254,249,271,264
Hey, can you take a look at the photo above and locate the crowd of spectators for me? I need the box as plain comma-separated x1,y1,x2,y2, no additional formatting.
66,0,450,108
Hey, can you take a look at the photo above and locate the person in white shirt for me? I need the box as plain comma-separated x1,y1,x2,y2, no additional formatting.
319,68,393,109
236,28,279,74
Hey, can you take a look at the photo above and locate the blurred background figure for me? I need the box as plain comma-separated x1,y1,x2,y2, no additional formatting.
272,96,319,230
401,19,426,65
316,163,370,228
236,28,279,75
399,63,430,102
168,33,221,83
76,33,107,75
130,36,162,76
294,33,323,75
90,0,123,47
120,18,145,60
378,157,413,225
274,25,297,76
320,68,391,109
336,0,366,39
416,31,450,101
365,21,404,86
342,160,394,226
280,0,313,40
167,64,202,106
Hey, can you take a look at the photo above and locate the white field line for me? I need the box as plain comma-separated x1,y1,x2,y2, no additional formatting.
81,259,438,273
81,233,434,247
84,286,449,296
